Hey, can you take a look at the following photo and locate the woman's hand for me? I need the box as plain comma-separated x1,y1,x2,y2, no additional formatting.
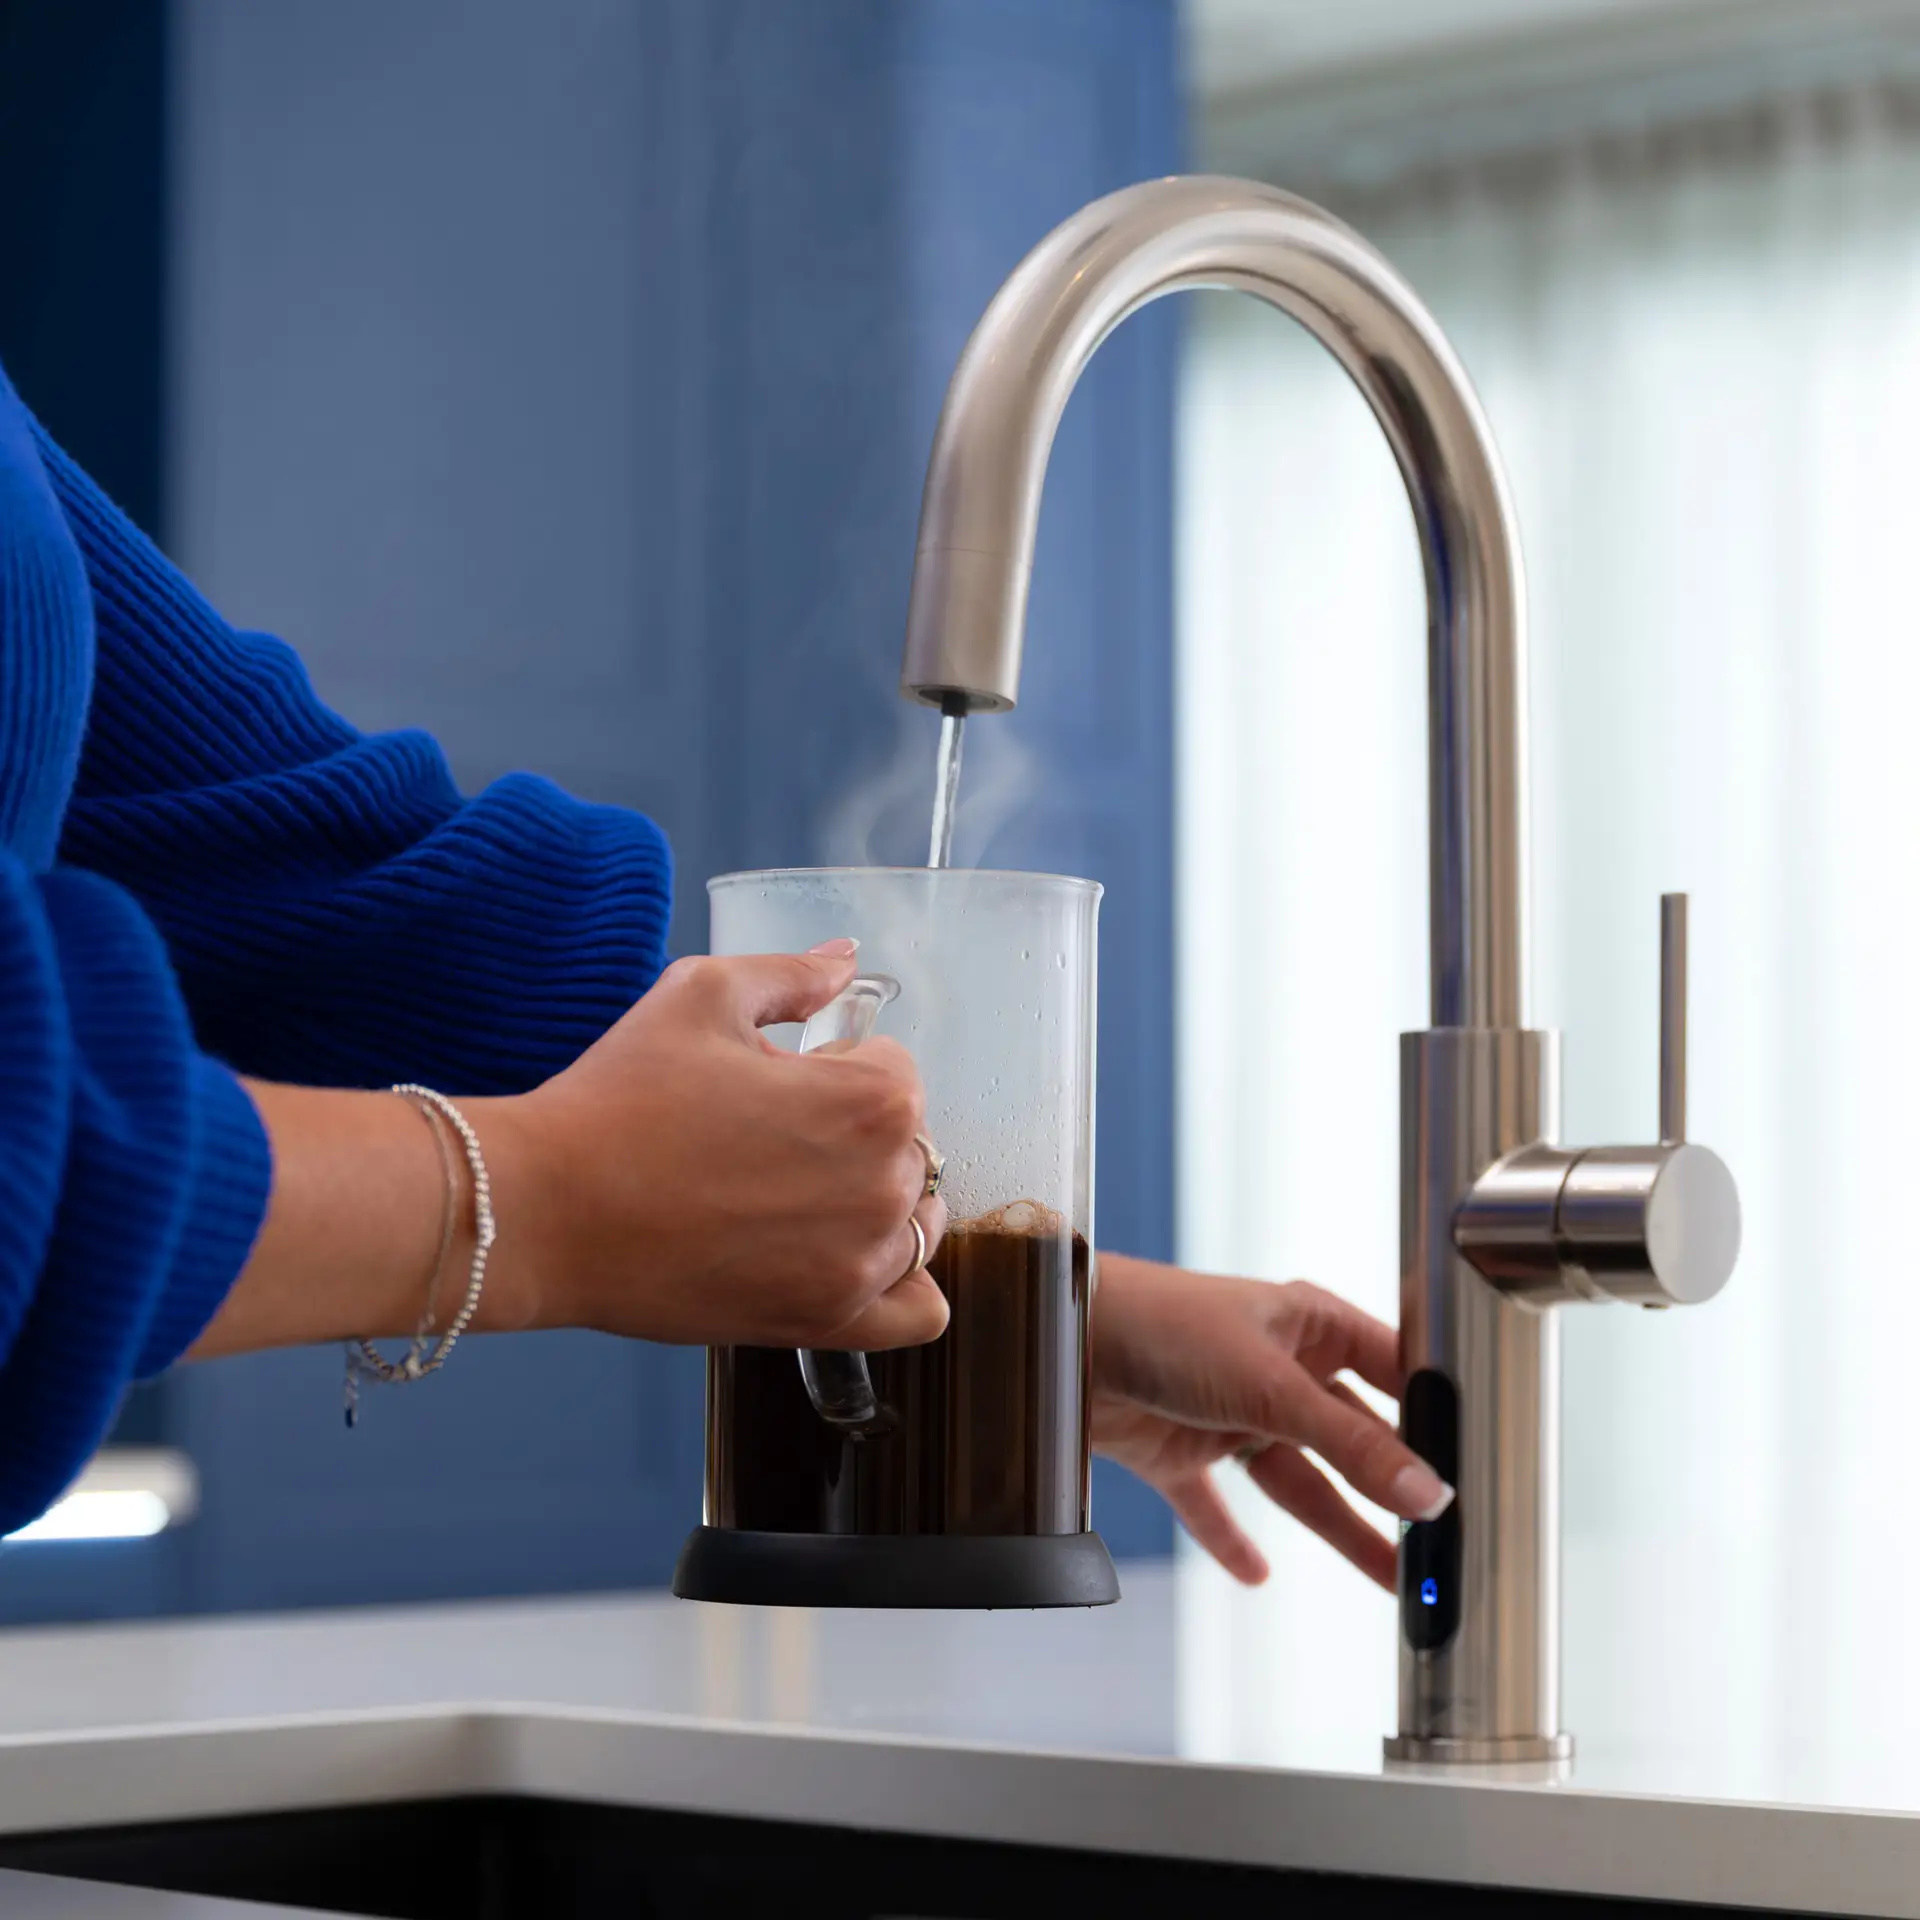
1090,1254,1451,1591
200,942,947,1362
484,942,948,1351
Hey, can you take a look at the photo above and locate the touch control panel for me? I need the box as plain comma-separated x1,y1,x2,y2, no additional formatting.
1399,1368,1460,1651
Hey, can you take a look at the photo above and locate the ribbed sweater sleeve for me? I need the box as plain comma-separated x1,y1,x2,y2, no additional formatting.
0,857,270,1530
37,430,674,1094
0,382,272,1531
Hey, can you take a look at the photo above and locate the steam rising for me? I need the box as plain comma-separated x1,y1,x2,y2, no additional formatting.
816,703,1037,871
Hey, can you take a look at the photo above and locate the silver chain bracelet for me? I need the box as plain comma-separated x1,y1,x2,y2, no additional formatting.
343,1085,497,1427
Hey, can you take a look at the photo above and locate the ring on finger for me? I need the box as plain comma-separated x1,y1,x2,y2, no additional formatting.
914,1131,946,1198
899,1212,931,1282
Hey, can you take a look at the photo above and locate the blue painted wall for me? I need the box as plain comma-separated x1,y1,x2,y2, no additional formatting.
0,0,1179,1621
0,0,166,538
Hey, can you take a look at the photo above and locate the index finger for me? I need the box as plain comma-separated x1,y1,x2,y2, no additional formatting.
1252,1358,1452,1522
1283,1281,1405,1399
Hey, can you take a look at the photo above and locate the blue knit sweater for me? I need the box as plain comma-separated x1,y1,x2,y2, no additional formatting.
0,366,673,1533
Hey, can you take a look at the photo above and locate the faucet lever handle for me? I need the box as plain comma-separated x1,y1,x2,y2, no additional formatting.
1457,887,1739,1308
1659,893,1687,1144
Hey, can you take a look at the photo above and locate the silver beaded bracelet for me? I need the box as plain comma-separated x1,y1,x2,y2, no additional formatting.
343,1085,497,1428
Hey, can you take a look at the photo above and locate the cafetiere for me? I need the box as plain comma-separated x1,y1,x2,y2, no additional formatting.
672,866,1119,1610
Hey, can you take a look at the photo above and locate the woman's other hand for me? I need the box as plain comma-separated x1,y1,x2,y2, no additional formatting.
1090,1254,1451,1591
480,941,947,1351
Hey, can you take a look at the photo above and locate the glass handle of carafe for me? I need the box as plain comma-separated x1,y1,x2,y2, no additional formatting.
794,973,900,1435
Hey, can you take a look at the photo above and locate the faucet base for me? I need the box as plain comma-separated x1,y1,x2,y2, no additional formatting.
1383,1731,1573,1766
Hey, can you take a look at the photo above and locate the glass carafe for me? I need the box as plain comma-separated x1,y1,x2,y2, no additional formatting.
674,866,1117,1609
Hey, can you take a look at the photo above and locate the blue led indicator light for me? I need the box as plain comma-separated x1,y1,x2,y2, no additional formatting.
1420,1578,1439,1607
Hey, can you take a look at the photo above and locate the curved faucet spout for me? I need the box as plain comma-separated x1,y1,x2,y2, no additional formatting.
899,175,1527,1031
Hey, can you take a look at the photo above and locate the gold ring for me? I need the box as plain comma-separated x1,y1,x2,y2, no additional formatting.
901,1212,930,1281
914,1131,946,1197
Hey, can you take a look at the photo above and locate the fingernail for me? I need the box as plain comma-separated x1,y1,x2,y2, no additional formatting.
1391,1463,1454,1521
808,937,859,958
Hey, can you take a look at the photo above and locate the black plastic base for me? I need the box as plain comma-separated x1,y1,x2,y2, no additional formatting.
672,1526,1121,1610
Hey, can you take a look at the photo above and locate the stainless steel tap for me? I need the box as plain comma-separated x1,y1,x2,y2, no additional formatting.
896,174,1740,1764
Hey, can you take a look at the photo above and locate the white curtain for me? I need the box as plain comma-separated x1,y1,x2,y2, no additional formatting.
1176,90,1920,1794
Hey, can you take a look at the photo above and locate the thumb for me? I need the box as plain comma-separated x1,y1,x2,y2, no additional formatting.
824,1271,951,1351
695,940,861,1034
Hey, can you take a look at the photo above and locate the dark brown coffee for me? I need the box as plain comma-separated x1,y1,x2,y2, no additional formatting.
705,1204,1091,1537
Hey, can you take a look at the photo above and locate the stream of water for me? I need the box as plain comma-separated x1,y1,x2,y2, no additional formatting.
927,708,967,869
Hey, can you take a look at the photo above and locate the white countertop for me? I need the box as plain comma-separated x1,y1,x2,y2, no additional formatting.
1,1558,1917,1915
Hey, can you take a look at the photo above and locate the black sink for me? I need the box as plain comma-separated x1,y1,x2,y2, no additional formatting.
0,1797,1786,1919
